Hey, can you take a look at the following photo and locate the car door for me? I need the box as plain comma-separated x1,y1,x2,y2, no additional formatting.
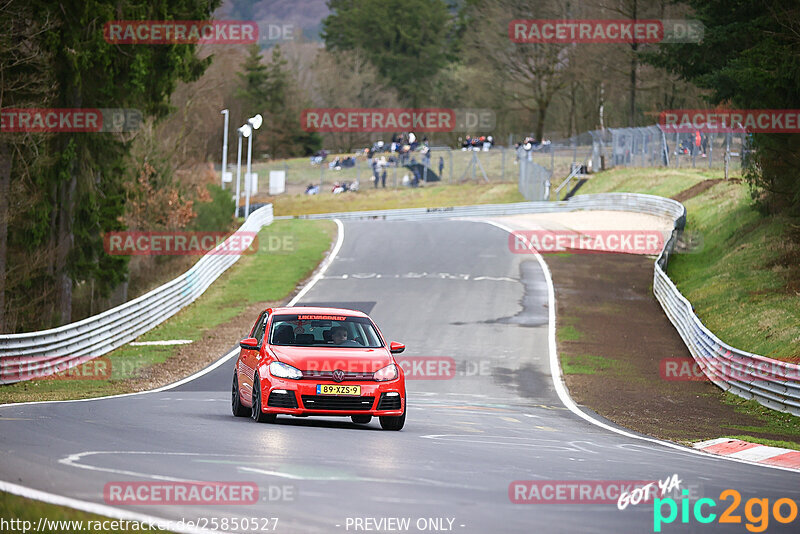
239,312,268,403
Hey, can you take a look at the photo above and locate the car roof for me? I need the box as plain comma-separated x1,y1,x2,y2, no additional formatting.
266,306,370,318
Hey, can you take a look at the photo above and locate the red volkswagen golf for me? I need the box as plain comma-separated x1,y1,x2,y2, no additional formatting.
232,307,406,430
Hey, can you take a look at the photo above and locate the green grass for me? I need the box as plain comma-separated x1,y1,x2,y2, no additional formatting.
579,166,731,198
714,394,800,441
0,491,170,533
269,182,524,216
557,325,583,342
0,219,335,404
580,167,800,363
562,354,617,375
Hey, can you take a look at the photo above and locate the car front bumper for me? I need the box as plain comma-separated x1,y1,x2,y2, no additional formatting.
259,376,405,417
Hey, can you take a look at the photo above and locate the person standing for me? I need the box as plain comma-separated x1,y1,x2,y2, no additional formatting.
438,156,444,178
378,156,388,188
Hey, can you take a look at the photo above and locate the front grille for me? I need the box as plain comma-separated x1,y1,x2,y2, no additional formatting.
301,370,374,381
377,393,402,410
301,395,375,411
267,391,298,408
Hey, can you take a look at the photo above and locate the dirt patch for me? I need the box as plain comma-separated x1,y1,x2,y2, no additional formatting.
121,224,337,392
123,301,277,392
671,179,725,203
546,253,800,444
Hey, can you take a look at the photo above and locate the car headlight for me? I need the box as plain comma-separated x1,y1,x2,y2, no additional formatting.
269,361,303,380
373,363,398,382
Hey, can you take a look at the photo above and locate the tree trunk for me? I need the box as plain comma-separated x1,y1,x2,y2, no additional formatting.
629,46,638,127
535,105,548,142
56,168,76,325
629,0,639,127
0,142,10,332
567,82,577,139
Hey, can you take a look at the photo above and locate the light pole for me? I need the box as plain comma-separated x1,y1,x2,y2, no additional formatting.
220,109,229,189
235,123,251,218
244,114,263,219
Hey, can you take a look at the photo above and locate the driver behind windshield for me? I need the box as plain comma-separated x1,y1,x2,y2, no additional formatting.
331,326,361,347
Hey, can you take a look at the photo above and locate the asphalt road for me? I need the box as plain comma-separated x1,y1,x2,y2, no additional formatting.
1,219,798,534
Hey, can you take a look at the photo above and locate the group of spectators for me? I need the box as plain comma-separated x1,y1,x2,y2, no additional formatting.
516,136,551,151
460,135,494,151
677,130,709,157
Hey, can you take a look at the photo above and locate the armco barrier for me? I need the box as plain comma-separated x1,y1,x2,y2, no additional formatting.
0,205,274,384
281,193,798,415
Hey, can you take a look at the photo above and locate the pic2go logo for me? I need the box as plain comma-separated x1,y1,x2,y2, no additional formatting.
654,489,799,532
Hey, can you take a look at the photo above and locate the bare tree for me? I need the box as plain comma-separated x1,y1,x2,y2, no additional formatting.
461,0,575,141
309,48,400,151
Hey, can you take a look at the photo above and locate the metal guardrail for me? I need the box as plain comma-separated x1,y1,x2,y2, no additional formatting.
654,235,800,416
276,192,686,223
0,205,274,384
281,192,798,415
4,193,795,416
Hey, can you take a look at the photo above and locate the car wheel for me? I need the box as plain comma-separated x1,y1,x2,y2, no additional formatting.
379,405,405,431
251,373,277,424
351,415,372,424
232,372,251,417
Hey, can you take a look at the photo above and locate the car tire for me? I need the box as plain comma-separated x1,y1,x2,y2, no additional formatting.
251,373,277,424
351,415,372,424
379,405,405,431
232,372,251,417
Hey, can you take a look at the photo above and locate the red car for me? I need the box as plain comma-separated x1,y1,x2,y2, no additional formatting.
232,306,406,430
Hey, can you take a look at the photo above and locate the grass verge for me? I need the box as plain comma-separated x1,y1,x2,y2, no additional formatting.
0,491,169,533
558,165,799,444
0,219,335,404
264,182,524,216
582,167,799,362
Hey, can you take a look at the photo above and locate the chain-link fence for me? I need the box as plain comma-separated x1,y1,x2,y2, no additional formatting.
590,125,750,175
517,148,551,201
236,146,525,200
225,125,750,205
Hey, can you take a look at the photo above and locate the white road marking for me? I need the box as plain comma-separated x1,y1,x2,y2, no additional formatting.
129,340,193,346
0,480,225,534
0,220,349,528
239,467,480,490
0,219,345,410
287,219,344,306
321,272,516,282
479,219,800,474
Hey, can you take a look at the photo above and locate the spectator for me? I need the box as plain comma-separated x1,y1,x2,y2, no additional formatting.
372,158,380,188
438,156,444,177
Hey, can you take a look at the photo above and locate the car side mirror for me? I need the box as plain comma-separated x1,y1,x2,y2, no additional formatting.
240,337,260,350
389,341,405,354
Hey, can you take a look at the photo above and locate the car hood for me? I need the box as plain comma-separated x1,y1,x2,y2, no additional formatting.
269,345,394,373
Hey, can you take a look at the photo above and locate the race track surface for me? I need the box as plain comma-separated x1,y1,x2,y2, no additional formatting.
1,219,797,533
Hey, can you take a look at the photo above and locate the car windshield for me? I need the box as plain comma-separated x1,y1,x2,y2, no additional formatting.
269,314,384,348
